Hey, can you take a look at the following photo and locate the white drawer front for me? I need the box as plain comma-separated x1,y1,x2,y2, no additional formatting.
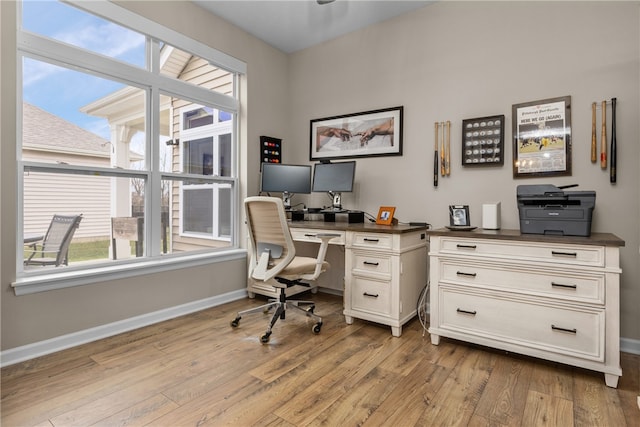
290,228,345,245
439,288,604,361
440,261,604,304
352,233,393,250
352,252,391,276
438,238,604,267
351,277,392,316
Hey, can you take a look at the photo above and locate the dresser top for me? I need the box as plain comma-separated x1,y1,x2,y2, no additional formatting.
426,228,625,247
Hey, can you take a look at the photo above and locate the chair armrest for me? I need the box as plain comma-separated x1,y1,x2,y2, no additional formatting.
309,233,341,279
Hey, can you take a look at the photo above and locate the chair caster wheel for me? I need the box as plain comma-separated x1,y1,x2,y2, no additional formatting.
307,305,315,313
230,317,240,328
260,332,271,343
312,323,322,334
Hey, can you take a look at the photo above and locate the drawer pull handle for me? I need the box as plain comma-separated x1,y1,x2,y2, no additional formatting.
551,250,577,258
363,261,380,266
456,244,477,250
551,325,577,334
363,292,379,298
304,234,316,237
364,238,380,243
456,271,477,278
551,282,577,290
456,308,477,316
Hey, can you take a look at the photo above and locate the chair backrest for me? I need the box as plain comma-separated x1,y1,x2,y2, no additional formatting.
244,197,296,281
42,214,83,266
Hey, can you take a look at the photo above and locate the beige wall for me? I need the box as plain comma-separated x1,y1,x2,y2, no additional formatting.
288,1,640,342
0,1,288,351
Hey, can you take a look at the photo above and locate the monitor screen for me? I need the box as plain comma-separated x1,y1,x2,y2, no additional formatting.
312,161,356,193
260,163,312,194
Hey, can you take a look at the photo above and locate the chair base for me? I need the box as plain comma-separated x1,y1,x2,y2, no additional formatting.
231,288,323,343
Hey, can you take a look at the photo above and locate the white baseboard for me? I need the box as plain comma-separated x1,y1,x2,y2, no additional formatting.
620,337,640,355
0,289,247,367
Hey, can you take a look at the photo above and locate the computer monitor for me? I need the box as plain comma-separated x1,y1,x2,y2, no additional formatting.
260,163,311,209
312,161,356,212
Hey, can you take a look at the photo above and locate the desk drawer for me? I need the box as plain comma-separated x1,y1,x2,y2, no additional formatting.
290,228,345,245
351,276,392,316
352,233,393,250
438,238,604,267
352,251,391,276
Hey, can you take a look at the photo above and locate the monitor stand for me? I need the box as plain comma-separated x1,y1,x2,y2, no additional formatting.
282,191,292,210
321,192,347,213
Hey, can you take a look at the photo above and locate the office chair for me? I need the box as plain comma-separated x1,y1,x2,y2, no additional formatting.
24,214,83,267
231,196,338,343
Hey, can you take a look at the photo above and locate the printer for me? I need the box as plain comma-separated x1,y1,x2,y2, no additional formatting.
517,184,595,237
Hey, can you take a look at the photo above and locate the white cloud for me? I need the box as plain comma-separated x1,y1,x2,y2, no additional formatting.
55,21,145,60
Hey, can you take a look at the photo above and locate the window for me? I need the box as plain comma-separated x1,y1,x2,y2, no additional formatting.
179,104,233,240
16,0,246,292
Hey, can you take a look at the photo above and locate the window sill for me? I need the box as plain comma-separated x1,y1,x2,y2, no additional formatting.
12,249,247,296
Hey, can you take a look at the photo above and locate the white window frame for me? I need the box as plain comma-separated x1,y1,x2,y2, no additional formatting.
12,0,246,295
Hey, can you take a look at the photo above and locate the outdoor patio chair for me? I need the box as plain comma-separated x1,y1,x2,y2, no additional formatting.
24,214,83,267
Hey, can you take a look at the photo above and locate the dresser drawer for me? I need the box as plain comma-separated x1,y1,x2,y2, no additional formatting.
439,287,604,361
290,228,345,245
351,276,392,316
438,237,604,267
351,251,391,276
440,261,604,304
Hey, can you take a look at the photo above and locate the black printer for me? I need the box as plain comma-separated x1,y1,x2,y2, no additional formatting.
517,184,595,237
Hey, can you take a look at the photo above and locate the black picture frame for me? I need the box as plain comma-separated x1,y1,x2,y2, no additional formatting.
449,205,470,226
310,106,403,160
462,115,504,166
512,96,572,178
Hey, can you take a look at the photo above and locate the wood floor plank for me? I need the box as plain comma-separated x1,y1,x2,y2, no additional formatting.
573,369,627,426
528,360,574,401
472,352,534,425
521,390,574,427
87,393,179,427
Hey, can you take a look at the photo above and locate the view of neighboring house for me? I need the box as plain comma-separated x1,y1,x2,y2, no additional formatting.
81,45,235,253
22,102,113,241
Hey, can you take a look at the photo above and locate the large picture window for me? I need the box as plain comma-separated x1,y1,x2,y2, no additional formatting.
16,0,245,293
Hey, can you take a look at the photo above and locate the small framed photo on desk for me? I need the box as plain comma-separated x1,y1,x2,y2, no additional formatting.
449,205,470,226
376,206,396,225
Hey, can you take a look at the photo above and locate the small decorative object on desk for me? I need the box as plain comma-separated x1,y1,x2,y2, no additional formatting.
447,205,476,230
462,114,504,166
376,206,396,225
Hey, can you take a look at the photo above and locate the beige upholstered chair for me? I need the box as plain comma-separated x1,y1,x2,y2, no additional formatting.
231,196,337,343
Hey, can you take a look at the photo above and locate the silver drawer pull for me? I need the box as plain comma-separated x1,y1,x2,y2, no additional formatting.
456,271,477,278
456,244,477,250
363,292,379,298
456,308,477,315
551,250,577,257
551,325,577,334
363,261,379,266
364,238,379,243
551,282,577,290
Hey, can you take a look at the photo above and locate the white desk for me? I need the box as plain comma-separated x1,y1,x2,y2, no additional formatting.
247,219,429,337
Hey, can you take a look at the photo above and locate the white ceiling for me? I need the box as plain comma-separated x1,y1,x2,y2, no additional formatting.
193,0,433,53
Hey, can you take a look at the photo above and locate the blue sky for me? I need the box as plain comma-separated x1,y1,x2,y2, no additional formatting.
22,0,146,140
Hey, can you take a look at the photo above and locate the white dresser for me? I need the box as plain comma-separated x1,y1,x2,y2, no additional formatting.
427,228,624,387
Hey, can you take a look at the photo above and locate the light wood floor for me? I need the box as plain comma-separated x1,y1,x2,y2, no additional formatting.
2,292,639,426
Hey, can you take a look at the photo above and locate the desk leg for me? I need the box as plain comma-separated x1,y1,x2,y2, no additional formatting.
430,333,440,345
391,326,402,337
345,315,353,325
